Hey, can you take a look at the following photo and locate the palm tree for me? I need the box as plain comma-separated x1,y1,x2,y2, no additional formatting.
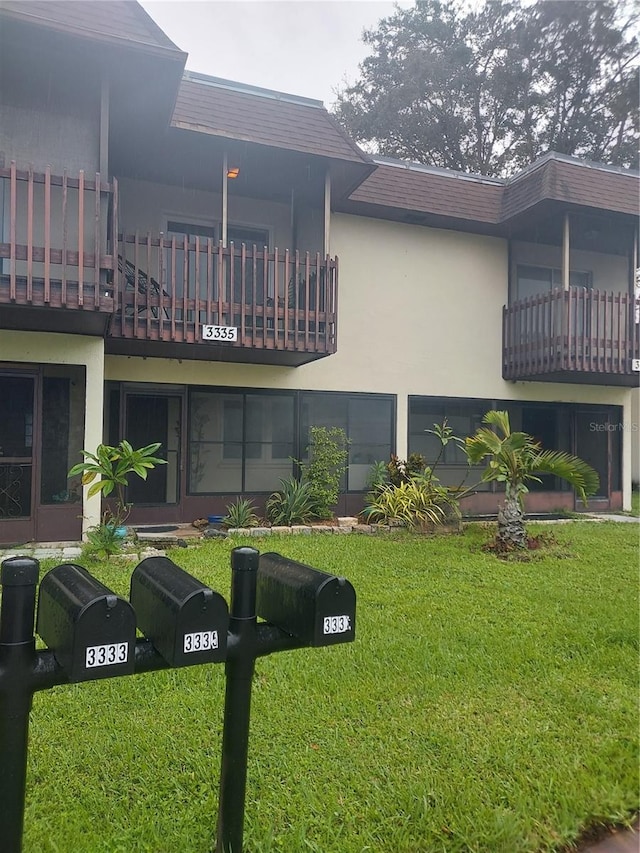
465,411,599,548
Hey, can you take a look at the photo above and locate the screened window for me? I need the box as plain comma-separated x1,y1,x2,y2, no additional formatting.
189,391,294,493
516,265,592,300
408,397,488,489
227,225,269,309
300,393,394,491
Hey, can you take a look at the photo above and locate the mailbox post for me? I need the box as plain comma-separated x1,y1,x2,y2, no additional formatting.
216,547,357,853
0,547,356,853
217,547,260,853
0,557,39,853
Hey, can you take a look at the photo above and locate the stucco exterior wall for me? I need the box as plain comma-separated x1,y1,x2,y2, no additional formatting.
0,58,99,175
0,332,105,533
104,211,635,506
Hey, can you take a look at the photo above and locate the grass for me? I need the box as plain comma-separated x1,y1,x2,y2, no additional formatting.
17,522,639,852
630,488,640,517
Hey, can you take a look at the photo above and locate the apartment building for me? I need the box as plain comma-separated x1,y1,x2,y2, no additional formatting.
0,0,638,545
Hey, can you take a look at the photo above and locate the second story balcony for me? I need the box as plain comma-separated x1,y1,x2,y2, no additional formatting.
0,163,116,336
503,286,640,386
0,167,339,365
106,234,338,366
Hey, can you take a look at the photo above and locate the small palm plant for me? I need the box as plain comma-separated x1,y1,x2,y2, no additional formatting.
465,410,599,548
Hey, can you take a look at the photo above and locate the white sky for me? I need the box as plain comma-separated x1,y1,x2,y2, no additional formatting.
140,1,411,108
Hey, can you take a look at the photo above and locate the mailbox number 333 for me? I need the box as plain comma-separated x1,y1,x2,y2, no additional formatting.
323,615,351,635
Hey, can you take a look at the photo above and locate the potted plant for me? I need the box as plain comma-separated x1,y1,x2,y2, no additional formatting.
68,440,167,536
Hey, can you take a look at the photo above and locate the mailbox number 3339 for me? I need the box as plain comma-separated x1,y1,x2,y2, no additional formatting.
323,615,351,635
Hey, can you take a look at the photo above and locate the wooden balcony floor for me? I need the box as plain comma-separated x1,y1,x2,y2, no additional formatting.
0,274,114,335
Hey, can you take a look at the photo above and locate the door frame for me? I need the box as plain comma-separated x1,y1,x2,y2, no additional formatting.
119,384,187,525
0,368,39,544
573,408,614,511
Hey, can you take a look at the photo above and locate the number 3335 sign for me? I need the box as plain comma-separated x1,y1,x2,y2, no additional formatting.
202,325,238,342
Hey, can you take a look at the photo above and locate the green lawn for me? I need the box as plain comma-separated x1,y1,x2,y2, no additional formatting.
21,522,639,852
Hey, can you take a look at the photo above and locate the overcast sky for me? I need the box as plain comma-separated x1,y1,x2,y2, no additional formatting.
140,1,411,108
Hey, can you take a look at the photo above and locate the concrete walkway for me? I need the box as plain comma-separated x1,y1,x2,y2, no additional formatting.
1,513,636,562
580,819,639,852
587,513,640,524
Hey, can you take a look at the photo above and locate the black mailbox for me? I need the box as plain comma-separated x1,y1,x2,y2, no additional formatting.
36,563,136,682
130,557,228,667
257,552,356,647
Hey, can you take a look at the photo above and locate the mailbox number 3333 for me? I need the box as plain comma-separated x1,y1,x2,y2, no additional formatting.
85,642,128,668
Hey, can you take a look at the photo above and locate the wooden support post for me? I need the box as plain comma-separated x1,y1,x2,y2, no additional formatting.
562,212,570,291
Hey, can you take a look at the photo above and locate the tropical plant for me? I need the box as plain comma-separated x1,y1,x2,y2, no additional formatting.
266,477,318,526
299,426,349,519
367,421,473,527
223,497,259,529
68,440,167,528
387,453,426,486
81,515,126,560
465,410,599,548
366,459,388,490
362,480,446,530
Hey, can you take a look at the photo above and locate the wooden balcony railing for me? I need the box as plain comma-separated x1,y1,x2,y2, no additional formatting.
503,287,640,384
0,163,116,314
108,234,338,362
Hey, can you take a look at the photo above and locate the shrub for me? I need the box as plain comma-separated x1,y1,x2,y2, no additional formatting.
223,498,259,528
299,426,349,519
266,478,318,526
362,480,447,529
81,517,125,560
387,453,426,486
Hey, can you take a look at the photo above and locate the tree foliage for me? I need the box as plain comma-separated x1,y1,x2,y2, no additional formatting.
335,0,639,176
465,410,599,547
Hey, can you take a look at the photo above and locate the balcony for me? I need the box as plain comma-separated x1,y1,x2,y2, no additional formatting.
503,287,640,386
0,166,339,365
0,164,116,336
106,234,338,366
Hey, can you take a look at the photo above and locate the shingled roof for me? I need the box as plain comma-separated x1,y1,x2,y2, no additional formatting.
501,154,639,220
173,73,372,166
339,153,639,230
346,158,504,225
0,0,186,60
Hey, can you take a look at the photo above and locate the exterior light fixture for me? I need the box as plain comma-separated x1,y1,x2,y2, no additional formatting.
227,166,240,179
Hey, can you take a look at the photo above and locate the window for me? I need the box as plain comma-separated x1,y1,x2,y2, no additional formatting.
189,389,394,494
227,225,270,313
516,265,592,300
300,393,394,491
189,391,294,493
164,221,270,325
166,220,217,321
408,397,487,489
